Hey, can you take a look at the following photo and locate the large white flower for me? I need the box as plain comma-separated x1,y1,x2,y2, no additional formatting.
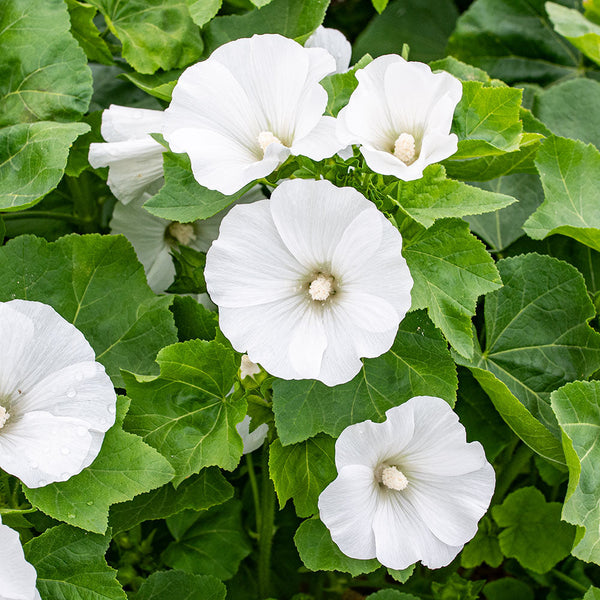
305,26,352,73
0,300,116,488
205,178,413,386
337,56,463,181
318,396,495,570
110,187,265,294
0,516,41,600
164,34,345,195
88,105,166,205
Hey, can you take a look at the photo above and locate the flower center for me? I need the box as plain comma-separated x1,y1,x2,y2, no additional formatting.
309,273,335,301
377,465,409,491
168,222,197,246
393,133,417,165
258,131,282,152
0,406,10,430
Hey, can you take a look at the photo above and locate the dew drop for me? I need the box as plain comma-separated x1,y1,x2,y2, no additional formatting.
68,513,76,519
29,461,39,469
86,500,94,506
38,479,47,487
66,388,77,398
61,472,70,479
107,404,116,415
61,447,70,455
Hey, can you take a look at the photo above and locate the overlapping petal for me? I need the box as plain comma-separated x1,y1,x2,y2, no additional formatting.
305,26,352,73
205,179,412,385
319,397,495,570
338,55,462,181
165,34,344,194
0,300,116,488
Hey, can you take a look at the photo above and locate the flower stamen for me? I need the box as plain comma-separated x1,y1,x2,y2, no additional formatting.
378,465,409,491
0,406,10,430
309,273,335,301
168,222,197,246
258,131,282,152
393,133,416,165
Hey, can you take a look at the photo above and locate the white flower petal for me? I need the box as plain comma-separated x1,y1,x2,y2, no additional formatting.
360,144,425,181
206,200,305,308
236,415,269,454
100,105,165,142
291,115,344,161
89,138,165,205
0,304,34,399
373,490,462,569
305,26,352,73
0,412,94,488
288,304,328,378
334,413,415,471
318,464,378,559
407,463,496,547
269,179,373,268
0,518,38,600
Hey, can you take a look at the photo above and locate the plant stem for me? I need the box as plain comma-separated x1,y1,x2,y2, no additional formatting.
246,453,261,531
493,442,531,502
551,569,588,593
258,446,276,599
1,211,86,225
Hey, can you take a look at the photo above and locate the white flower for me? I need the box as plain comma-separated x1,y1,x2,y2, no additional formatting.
337,56,463,181
88,105,166,205
205,178,413,386
305,26,352,73
110,187,265,294
0,516,41,600
318,396,495,570
0,300,116,488
236,415,269,455
164,34,345,195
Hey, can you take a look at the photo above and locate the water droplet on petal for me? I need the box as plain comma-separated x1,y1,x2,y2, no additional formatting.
61,447,70,455
38,479,47,487
66,388,77,398
61,472,70,479
30,462,39,469
107,404,116,415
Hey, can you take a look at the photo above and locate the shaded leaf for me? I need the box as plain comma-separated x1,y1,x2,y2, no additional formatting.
136,571,226,600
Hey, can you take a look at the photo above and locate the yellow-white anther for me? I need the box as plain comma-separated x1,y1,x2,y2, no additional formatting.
169,222,197,246
309,274,335,301
393,133,416,165
381,465,409,491
258,131,282,152
0,406,10,429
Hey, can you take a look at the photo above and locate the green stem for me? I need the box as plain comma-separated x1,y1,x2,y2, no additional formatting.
258,446,276,599
1,211,86,225
246,453,261,532
551,569,588,594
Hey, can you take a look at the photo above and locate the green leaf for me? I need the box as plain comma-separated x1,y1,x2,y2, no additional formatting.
385,165,516,228
534,79,600,149
25,397,175,534
272,311,457,445
204,0,329,52
294,518,380,576
466,367,565,464
269,435,337,518
0,234,178,387
88,0,203,74
466,173,544,252
402,218,502,358
447,0,582,85
186,0,222,27
163,500,251,580
136,571,226,600
66,0,114,65
430,56,493,84
492,486,576,572
144,153,244,222
551,381,600,563
387,565,415,583
321,54,373,117
123,340,245,484
451,82,524,159
353,0,458,63
121,70,183,103
367,592,419,600
0,122,90,211
585,588,600,600
109,468,232,534
432,574,484,600
23,525,126,600
524,136,600,252
371,0,389,13
483,578,534,600
0,0,92,126
455,254,600,440
170,295,219,342
460,524,503,568
547,2,600,65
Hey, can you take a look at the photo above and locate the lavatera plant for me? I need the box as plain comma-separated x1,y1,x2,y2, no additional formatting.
2,1,600,599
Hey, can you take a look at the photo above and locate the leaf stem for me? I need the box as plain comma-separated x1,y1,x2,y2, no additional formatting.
551,569,588,593
246,453,261,531
258,445,276,599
